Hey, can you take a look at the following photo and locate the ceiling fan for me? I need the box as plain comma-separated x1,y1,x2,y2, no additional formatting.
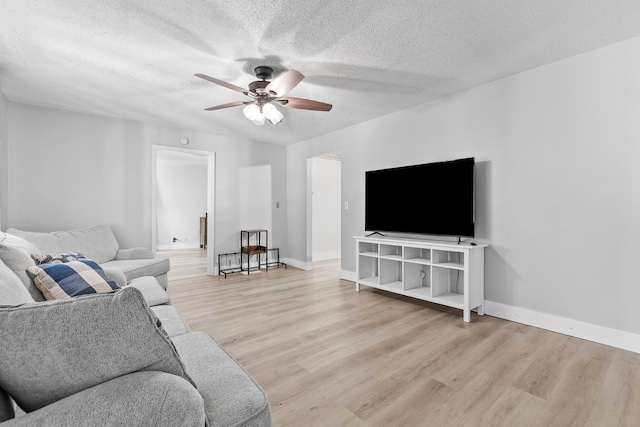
195,66,332,126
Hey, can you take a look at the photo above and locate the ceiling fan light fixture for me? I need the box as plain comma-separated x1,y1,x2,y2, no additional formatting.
243,103,265,125
263,102,283,124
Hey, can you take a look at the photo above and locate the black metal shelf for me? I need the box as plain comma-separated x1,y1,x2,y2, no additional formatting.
218,230,286,278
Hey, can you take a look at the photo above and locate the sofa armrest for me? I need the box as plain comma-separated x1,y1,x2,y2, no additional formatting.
116,247,154,260
0,371,205,427
128,277,170,307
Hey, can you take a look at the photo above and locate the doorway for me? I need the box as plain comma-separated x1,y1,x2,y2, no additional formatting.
151,145,215,275
310,153,341,263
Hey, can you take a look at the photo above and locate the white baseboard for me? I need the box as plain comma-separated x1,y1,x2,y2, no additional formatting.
281,258,312,271
157,243,201,251
339,273,640,354
340,270,356,282
484,301,640,354
313,251,341,261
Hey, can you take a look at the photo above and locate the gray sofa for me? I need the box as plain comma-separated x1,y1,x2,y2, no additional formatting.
6,225,170,291
0,229,271,426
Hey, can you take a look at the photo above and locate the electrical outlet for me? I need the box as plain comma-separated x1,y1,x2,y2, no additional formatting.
172,238,177,242
344,202,349,210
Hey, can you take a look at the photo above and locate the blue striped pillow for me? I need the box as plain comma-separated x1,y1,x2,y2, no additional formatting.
27,259,120,300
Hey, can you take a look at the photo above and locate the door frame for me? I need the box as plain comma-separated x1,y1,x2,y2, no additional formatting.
151,144,216,275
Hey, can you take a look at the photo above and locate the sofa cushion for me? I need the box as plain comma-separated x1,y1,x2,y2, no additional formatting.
7,225,119,264
0,235,44,302
2,372,206,426
0,258,35,306
27,259,120,300
102,257,170,282
172,332,271,427
101,267,128,288
128,276,170,307
0,287,193,412
151,305,191,337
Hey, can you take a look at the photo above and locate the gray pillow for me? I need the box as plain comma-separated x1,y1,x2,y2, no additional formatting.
0,258,35,305
0,235,43,302
0,287,194,412
0,232,40,255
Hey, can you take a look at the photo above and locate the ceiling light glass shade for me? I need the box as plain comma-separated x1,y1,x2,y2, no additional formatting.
243,104,265,125
251,114,265,126
262,102,284,124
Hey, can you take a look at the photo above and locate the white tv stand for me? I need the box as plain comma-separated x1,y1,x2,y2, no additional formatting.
354,235,487,322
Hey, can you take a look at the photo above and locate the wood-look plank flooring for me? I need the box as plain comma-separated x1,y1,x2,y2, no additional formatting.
163,249,640,427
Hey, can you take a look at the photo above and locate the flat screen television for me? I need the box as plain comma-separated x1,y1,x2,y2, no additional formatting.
365,157,475,238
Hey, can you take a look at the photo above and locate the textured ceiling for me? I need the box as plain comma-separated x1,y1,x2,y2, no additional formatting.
1,1,640,145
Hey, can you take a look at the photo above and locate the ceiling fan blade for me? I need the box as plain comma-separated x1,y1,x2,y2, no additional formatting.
265,70,304,96
204,101,252,111
195,74,251,95
277,97,332,111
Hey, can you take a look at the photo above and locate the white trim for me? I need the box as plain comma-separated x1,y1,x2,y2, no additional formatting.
484,301,640,354
151,145,216,275
206,152,215,275
283,258,313,271
340,270,356,282
340,273,640,353
313,251,341,261
306,158,313,267
156,243,201,251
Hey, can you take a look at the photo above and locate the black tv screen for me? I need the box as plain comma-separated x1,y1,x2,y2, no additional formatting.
365,157,475,237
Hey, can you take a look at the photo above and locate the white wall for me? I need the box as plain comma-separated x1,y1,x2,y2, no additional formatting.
239,164,272,234
3,103,287,256
312,157,341,261
286,35,640,336
156,150,208,250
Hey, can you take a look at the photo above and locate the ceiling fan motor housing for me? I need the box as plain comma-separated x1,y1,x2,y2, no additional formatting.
248,80,270,96
254,66,273,80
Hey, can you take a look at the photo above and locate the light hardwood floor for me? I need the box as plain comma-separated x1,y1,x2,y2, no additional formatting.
164,249,640,427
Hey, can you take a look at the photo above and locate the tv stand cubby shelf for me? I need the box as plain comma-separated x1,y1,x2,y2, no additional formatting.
354,236,488,322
